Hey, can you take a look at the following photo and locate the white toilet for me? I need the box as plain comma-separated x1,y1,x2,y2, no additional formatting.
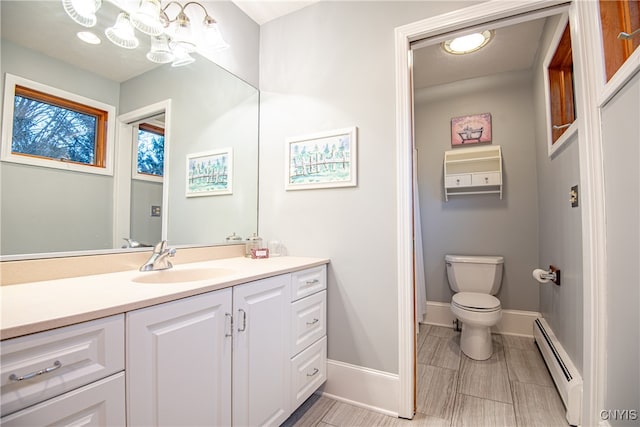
445,254,504,360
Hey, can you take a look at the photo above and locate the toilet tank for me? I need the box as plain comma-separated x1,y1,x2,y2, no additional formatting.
445,255,504,294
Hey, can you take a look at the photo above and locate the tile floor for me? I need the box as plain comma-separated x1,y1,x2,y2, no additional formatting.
282,324,568,427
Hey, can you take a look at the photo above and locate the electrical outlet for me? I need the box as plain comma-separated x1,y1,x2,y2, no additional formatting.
570,185,578,207
151,206,161,217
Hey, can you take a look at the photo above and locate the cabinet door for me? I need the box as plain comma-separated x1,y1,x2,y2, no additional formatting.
0,373,125,426
127,289,232,427
233,275,291,427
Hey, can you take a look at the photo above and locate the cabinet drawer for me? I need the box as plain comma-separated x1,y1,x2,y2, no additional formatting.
445,174,472,188
0,372,125,426
1,315,124,416
291,291,326,357
290,336,327,410
472,172,500,186
291,265,327,301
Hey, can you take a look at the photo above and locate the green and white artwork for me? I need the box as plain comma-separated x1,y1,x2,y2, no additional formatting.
186,148,232,197
285,127,357,190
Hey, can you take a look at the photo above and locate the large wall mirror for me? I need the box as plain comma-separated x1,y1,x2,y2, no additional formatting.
0,0,259,257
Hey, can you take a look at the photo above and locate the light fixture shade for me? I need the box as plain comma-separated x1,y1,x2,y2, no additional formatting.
167,11,196,53
146,35,175,64
171,48,195,67
131,0,164,36
202,19,229,51
105,12,140,49
62,0,102,27
77,31,101,45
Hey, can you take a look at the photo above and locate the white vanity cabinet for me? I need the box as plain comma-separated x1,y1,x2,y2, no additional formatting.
0,315,125,425
443,145,503,201
289,265,327,410
126,264,327,427
232,274,292,427
126,288,233,426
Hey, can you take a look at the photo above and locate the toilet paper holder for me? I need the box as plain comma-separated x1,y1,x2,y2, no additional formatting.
537,265,561,286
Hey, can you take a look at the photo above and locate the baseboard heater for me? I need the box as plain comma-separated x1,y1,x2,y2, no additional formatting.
533,318,583,426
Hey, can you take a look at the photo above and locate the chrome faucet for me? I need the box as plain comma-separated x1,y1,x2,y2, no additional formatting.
139,240,176,272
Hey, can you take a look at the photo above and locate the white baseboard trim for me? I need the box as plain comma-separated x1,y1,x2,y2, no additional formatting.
322,359,399,417
422,300,540,337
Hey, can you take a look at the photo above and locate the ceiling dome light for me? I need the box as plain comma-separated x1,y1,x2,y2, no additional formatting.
442,30,494,55
105,12,139,49
62,0,102,27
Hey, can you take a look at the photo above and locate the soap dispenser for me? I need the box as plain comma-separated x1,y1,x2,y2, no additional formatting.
245,233,263,258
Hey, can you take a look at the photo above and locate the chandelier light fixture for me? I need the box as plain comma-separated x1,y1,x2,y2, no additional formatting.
62,0,229,67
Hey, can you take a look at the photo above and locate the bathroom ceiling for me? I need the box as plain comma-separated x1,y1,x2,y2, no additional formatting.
3,2,547,86
412,17,548,89
231,0,320,25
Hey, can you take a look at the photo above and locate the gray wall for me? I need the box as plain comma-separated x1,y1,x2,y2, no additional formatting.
414,71,540,311
259,0,479,374
0,41,119,255
601,71,639,424
532,15,583,374
130,180,163,245
200,0,260,87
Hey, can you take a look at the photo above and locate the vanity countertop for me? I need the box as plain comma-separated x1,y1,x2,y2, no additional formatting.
0,256,329,340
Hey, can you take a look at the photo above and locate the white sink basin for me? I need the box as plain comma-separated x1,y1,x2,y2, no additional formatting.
132,267,235,284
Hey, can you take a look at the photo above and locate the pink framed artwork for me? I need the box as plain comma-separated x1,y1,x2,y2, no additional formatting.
451,113,492,146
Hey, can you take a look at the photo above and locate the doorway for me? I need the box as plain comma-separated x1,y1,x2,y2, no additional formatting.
392,0,603,420
113,100,172,249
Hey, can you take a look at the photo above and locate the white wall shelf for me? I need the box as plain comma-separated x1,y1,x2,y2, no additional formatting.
443,145,502,201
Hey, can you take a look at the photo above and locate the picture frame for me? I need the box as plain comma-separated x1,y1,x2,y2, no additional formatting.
451,112,492,146
285,126,357,190
186,148,232,197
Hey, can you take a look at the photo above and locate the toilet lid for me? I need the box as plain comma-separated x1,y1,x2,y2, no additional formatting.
452,292,501,311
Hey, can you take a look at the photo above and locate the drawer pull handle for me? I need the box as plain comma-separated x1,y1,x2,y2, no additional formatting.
306,368,319,377
305,279,320,285
9,360,62,381
306,318,320,326
238,309,247,332
225,313,233,337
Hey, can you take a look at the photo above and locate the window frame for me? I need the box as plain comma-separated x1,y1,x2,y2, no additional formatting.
132,121,165,183
1,73,116,175
599,0,640,83
542,14,579,158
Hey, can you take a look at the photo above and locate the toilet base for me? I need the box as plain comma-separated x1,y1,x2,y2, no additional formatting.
460,323,493,360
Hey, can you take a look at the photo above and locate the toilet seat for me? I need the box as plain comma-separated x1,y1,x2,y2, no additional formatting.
452,292,501,312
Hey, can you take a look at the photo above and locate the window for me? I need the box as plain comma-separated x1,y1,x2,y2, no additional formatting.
543,16,577,157
133,122,165,182
1,74,115,175
599,0,640,82
547,22,575,144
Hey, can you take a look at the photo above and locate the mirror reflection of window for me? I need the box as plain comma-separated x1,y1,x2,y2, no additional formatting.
136,122,165,178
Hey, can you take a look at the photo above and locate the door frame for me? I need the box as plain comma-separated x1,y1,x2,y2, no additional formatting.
394,1,605,424
113,99,172,247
